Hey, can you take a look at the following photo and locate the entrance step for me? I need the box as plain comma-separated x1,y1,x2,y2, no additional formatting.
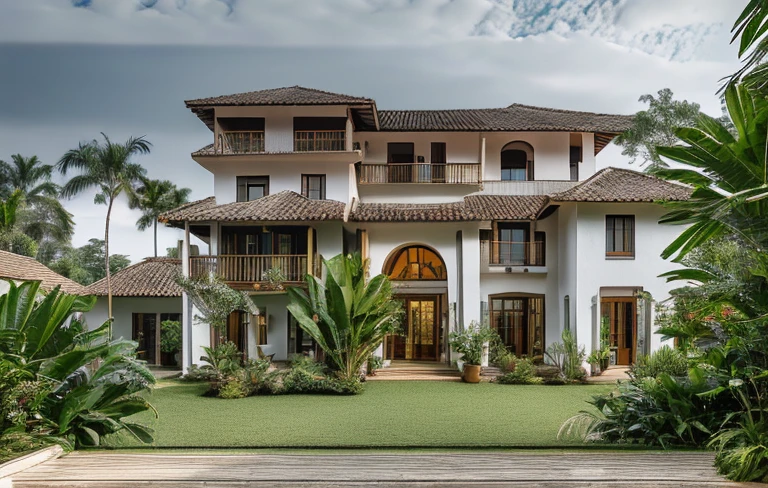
367,361,461,381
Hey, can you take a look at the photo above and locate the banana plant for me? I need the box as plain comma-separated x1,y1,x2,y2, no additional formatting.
0,280,156,449
287,253,402,382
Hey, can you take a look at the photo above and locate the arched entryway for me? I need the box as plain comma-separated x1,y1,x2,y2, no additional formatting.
383,245,448,362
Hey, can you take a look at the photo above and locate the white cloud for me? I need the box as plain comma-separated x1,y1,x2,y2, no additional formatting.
0,0,747,62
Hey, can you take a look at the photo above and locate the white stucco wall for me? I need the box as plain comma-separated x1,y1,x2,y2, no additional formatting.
573,203,685,355
85,296,182,343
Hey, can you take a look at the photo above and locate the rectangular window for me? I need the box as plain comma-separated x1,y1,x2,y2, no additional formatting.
301,174,326,200
569,146,581,181
387,142,415,163
236,176,269,202
606,215,635,257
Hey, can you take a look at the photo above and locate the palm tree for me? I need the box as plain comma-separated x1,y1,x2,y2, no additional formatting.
58,133,150,336
0,154,75,253
653,84,768,260
726,1,768,93
0,189,38,257
129,178,191,257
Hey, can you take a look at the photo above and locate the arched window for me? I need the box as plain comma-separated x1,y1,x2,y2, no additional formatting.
385,245,446,280
501,141,534,181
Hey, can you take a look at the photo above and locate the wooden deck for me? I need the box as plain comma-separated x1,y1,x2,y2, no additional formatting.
10,451,762,487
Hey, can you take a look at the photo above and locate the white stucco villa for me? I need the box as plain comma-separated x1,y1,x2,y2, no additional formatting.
158,86,691,373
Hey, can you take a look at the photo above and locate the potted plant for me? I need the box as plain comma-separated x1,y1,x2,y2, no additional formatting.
449,321,493,383
587,347,610,375
160,320,182,366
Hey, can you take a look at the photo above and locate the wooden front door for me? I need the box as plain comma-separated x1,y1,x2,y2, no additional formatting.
132,313,157,364
601,297,637,365
392,296,439,361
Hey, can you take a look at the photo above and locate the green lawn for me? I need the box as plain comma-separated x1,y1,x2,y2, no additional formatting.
107,381,613,449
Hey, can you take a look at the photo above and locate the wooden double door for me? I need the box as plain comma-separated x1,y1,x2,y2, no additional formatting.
390,296,440,361
601,297,637,365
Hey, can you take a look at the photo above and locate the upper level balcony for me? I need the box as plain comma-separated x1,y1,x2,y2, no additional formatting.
480,240,546,273
218,131,265,154
294,130,346,152
189,254,319,289
358,162,481,185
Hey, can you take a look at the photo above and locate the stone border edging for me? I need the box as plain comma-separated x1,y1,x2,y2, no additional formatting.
0,445,64,480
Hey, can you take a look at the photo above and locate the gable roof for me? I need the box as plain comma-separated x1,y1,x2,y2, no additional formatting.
185,85,374,107
159,191,345,225
0,250,85,295
550,167,692,202
84,258,182,297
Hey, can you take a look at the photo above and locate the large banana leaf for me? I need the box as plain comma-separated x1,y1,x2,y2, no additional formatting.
287,253,402,381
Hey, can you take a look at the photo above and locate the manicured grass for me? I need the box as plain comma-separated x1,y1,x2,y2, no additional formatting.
108,381,613,449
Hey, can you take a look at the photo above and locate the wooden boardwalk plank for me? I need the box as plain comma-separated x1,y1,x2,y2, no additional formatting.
10,452,762,487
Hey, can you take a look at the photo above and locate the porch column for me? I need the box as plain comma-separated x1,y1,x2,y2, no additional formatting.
480,136,486,182
461,227,481,328
307,227,314,277
209,222,219,255
181,221,192,373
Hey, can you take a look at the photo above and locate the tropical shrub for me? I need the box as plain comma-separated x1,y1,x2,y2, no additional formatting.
177,273,258,337
200,342,242,377
494,352,517,373
0,280,156,454
629,346,688,380
545,329,586,382
160,320,181,354
180,364,218,382
287,253,402,382
496,358,542,385
449,321,495,366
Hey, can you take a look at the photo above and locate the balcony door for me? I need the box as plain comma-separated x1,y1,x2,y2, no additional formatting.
496,223,528,265
387,142,415,183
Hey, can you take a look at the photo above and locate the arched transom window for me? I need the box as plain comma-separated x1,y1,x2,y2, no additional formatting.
501,141,534,181
385,246,447,281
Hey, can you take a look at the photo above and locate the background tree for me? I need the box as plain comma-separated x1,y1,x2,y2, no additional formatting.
58,134,149,336
129,178,190,257
0,189,37,257
49,238,131,286
0,154,74,259
613,88,702,171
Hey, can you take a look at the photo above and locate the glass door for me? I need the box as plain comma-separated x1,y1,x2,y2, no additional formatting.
392,296,438,360
601,297,637,365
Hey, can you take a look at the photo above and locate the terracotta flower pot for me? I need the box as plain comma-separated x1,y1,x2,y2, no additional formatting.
463,364,482,383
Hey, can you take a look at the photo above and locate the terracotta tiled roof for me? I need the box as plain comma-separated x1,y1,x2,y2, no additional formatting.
84,258,182,297
0,250,86,295
185,86,373,107
550,167,692,202
375,104,633,133
350,202,467,222
349,195,548,222
159,191,345,224
463,195,549,220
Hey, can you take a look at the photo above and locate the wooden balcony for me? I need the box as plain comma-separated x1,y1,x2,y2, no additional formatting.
481,241,545,267
358,163,481,184
189,254,312,286
294,130,346,152
217,131,265,154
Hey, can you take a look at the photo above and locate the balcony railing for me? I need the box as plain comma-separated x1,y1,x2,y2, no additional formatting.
358,163,481,184
294,130,346,152
189,254,309,284
481,241,545,267
218,131,265,154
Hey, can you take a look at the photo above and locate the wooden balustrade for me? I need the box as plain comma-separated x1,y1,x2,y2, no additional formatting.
294,130,346,152
358,163,481,184
189,255,309,283
218,131,265,154
482,241,545,266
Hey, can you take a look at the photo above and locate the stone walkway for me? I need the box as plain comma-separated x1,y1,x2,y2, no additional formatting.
10,451,762,487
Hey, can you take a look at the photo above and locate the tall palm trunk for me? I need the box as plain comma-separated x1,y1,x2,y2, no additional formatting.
153,218,158,258
105,197,114,340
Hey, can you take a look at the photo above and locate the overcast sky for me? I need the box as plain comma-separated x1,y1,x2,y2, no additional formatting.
0,0,747,263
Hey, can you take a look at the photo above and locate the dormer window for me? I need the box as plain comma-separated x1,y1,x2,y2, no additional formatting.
501,141,534,181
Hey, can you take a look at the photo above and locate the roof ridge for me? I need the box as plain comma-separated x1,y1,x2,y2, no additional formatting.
507,103,634,118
